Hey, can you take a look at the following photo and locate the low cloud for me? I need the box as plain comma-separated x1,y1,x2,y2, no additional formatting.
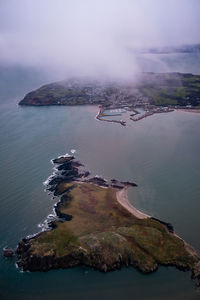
0,0,199,79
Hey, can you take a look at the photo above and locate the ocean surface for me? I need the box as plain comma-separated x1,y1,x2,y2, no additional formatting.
1,55,200,299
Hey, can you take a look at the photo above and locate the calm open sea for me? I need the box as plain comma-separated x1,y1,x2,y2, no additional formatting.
1,55,200,299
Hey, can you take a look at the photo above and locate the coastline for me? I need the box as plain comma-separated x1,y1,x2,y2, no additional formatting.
15,155,200,282
124,186,200,266
116,187,150,219
116,186,200,264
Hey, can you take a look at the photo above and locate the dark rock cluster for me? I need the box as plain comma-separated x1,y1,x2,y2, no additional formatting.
48,155,138,196
3,247,14,258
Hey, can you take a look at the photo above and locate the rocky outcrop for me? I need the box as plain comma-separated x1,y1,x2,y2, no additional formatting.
48,158,84,195
47,155,132,194
110,179,137,189
3,247,14,257
87,176,109,187
53,156,74,164
121,181,138,187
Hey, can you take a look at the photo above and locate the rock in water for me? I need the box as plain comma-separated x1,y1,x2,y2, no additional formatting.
3,247,14,257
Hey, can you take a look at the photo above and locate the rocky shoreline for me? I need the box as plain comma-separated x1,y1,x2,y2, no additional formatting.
15,155,200,285
16,155,138,269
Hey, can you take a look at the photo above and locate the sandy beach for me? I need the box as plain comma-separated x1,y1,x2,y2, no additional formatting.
116,187,150,219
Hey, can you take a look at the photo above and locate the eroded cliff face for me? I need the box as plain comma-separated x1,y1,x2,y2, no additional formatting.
17,221,200,277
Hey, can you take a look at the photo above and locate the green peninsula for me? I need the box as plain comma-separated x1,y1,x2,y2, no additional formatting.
17,157,200,282
19,73,200,108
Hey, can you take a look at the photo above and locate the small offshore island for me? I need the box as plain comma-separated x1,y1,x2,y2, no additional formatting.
17,155,200,283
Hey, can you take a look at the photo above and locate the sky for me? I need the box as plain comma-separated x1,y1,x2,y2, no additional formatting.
0,0,199,78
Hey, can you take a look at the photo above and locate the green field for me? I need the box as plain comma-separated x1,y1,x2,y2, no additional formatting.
26,183,199,274
19,73,200,107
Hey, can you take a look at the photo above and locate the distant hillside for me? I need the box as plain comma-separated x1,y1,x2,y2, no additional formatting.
132,44,200,54
19,73,200,108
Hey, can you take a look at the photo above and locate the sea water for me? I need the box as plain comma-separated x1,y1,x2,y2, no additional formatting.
1,59,200,299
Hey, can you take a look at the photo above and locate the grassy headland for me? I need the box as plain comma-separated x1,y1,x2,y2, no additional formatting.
19,73,200,108
16,157,200,282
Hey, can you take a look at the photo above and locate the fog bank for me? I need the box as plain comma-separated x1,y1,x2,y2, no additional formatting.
0,0,199,79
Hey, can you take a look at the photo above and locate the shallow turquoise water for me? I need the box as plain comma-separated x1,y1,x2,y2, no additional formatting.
1,63,200,299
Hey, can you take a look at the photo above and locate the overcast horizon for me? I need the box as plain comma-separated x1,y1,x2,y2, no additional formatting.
0,0,200,79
